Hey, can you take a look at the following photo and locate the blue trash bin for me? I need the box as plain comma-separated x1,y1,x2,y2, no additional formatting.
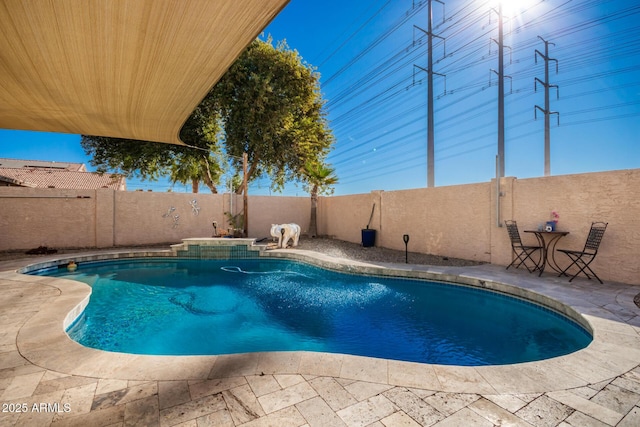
361,229,376,247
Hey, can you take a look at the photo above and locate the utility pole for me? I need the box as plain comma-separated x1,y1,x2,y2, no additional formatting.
242,152,248,237
413,0,445,188
496,4,505,178
489,5,512,177
535,36,559,176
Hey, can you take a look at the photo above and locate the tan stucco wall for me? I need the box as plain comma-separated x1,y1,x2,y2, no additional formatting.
113,192,226,246
248,195,310,239
320,185,491,261
95,189,115,247
491,170,640,282
378,184,492,262
0,189,310,250
318,169,639,284
0,187,97,249
1,169,638,284
319,192,381,245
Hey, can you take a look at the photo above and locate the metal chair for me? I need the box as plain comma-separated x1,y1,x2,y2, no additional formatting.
557,222,608,284
505,220,543,273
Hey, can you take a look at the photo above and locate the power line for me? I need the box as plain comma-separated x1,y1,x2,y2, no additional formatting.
317,0,640,188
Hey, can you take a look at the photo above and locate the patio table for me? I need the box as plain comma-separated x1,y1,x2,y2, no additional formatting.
524,230,569,276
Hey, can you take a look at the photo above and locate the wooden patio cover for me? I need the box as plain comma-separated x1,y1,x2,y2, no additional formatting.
0,0,289,145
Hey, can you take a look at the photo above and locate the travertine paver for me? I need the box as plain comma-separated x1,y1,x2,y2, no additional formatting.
223,385,265,424
246,375,282,398
1,250,640,426
158,380,191,410
516,395,574,427
189,377,247,401
308,377,358,411
1,370,46,400
562,411,610,427
159,393,226,426
195,408,235,426
336,394,397,427
482,393,529,413
590,384,640,415
295,396,347,427
123,395,159,426
617,406,640,427
547,390,624,425
383,387,444,426
56,382,97,418
343,381,394,402
380,411,422,427
431,407,494,427
424,391,481,417
468,397,535,427
258,381,318,414
95,378,129,396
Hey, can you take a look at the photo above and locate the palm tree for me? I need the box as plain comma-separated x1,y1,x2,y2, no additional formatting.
303,161,338,238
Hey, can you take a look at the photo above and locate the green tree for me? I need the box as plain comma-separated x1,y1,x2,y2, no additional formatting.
81,36,333,195
81,102,223,193
174,100,224,193
302,161,338,238
213,37,333,194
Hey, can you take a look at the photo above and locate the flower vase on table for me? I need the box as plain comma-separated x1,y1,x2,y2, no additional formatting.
546,210,560,232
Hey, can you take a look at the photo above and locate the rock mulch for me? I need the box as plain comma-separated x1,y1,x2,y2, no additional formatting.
284,236,484,267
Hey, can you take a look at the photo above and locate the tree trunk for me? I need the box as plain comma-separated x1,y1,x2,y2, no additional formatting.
309,186,318,238
201,172,218,194
201,156,218,193
191,179,199,193
236,157,260,194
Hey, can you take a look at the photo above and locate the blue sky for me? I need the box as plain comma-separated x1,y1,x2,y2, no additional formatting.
1,0,639,196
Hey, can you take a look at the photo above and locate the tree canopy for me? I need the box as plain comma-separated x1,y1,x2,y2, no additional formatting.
213,38,333,193
80,101,223,193
81,37,334,194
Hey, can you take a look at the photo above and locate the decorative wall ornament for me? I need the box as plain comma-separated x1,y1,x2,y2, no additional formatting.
190,199,200,216
162,206,176,218
172,214,180,228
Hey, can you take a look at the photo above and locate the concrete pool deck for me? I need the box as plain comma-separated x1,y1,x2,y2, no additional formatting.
1,247,639,426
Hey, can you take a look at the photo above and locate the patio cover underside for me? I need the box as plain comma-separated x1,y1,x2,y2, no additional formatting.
0,0,289,145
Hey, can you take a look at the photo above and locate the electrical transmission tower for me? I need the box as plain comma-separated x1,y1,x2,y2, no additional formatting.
490,5,511,178
534,36,559,177
413,0,445,188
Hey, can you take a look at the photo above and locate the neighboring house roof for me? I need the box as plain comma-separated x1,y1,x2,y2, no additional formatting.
0,0,289,145
0,168,126,190
0,158,85,171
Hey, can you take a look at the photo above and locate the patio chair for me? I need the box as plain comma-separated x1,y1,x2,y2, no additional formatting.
557,222,608,284
505,220,543,273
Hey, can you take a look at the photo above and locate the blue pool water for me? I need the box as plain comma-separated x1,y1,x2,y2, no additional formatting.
35,258,592,366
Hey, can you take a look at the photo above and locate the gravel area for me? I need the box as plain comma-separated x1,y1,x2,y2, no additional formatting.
287,236,483,267
0,237,483,267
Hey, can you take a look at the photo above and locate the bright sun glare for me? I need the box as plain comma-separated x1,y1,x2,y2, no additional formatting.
495,0,536,17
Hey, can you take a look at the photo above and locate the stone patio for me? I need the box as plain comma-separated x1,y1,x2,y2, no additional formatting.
1,247,639,426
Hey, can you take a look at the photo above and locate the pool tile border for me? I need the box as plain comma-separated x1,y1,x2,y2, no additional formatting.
7,247,640,395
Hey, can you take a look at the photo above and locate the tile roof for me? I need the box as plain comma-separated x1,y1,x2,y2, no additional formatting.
0,158,85,171
0,168,126,190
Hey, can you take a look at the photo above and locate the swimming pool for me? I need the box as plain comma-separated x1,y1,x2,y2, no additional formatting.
35,258,592,366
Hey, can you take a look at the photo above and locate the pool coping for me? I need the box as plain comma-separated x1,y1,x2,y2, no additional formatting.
7,247,640,395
